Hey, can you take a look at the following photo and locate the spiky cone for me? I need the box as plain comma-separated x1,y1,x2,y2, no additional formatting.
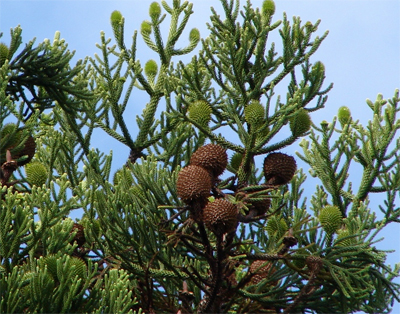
70,223,86,248
289,108,311,137
249,198,271,216
190,144,228,178
187,100,212,129
263,152,297,185
244,100,265,129
249,260,278,286
176,165,212,204
262,0,276,17
266,216,288,239
203,198,238,236
25,161,48,186
306,255,323,273
318,205,343,235
144,59,158,81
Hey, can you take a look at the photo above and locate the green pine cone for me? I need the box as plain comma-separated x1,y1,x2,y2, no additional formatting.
149,2,162,20
0,42,9,66
244,101,265,129
25,161,48,186
110,10,123,25
338,106,351,126
262,0,276,16
141,21,152,35
318,205,343,235
144,59,158,78
188,100,212,128
266,216,288,239
289,108,311,137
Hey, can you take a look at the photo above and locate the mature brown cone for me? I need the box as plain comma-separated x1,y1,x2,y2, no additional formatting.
203,198,238,235
177,165,212,204
190,144,228,178
249,260,278,286
70,223,86,248
250,198,271,216
14,135,36,166
306,255,323,272
263,152,297,185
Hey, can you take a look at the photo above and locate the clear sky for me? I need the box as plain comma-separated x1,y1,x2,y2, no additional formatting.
1,0,399,311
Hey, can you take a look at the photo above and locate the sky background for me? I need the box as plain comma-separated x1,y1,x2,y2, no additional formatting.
1,0,400,311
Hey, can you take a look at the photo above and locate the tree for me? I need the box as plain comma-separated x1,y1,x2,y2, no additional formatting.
1,0,399,312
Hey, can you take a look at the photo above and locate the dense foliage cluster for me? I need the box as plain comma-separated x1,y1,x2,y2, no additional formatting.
1,0,399,313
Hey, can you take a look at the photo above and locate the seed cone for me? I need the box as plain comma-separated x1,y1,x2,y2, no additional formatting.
289,108,311,137
244,100,265,129
70,223,86,248
176,165,212,204
203,198,238,235
306,255,323,272
25,161,48,186
319,205,343,235
250,260,277,285
262,0,276,16
188,100,212,128
190,144,228,178
266,216,288,239
249,198,271,216
263,152,296,185
144,59,158,78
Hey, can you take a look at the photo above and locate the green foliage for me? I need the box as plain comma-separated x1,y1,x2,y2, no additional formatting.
1,1,399,313
0,43,9,66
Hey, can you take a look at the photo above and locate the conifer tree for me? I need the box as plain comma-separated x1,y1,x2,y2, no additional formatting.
1,0,399,313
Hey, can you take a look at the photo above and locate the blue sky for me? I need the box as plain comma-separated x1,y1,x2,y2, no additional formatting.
1,0,400,311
